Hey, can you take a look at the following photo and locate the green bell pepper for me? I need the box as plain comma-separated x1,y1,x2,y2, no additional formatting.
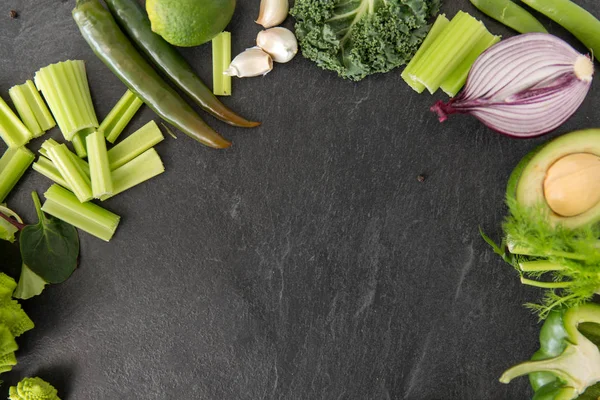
501,303,600,400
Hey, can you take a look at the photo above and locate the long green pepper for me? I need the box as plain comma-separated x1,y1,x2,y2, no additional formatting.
72,0,231,149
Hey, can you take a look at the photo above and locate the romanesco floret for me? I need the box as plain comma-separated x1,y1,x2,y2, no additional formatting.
9,377,60,400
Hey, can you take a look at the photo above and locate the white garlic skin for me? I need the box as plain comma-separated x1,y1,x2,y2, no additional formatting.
256,0,289,28
256,27,298,64
225,47,274,78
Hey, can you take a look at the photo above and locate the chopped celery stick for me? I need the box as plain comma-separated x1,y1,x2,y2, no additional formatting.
8,80,56,137
440,31,501,97
8,85,42,137
71,128,95,158
108,120,164,170
100,90,144,143
0,147,35,202
32,156,70,189
42,184,120,241
102,148,165,200
402,15,450,93
34,60,98,141
47,144,92,203
24,80,56,131
409,11,487,94
212,31,232,96
0,96,32,148
41,139,90,177
86,131,113,198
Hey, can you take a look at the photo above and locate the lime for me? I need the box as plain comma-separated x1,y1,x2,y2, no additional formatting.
146,0,236,47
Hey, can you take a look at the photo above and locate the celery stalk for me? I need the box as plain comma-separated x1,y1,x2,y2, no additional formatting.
47,144,92,203
0,96,32,148
8,85,42,137
102,148,164,200
108,120,164,170
409,12,488,94
0,147,35,202
402,15,450,93
440,31,501,97
100,90,144,144
71,129,91,158
34,60,98,141
32,156,70,189
86,131,113,198
212,32,232,96
101,149,163,200
42,184,120,242
8,80,56,137
41,139,90,177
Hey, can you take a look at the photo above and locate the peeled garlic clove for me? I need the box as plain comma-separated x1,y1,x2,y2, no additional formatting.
225,47,273,78
256,27,298,64
256,0,289,28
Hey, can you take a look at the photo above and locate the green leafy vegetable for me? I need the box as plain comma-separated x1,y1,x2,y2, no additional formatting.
484,197,600,319
290,0,441,81
9,377,61,400
19,192,79,284
0,205,24,243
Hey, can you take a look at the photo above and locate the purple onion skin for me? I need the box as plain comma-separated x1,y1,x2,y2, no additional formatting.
431,33,594,138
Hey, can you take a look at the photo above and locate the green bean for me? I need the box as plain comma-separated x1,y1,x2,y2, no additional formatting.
470,0,547,33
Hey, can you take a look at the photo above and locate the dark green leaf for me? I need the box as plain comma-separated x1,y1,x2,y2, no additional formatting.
19,192,79,284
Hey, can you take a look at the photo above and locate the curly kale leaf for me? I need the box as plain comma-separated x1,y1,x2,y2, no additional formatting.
290,0,441,81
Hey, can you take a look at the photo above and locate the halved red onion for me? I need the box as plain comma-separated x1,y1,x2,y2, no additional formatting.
431,33,594,138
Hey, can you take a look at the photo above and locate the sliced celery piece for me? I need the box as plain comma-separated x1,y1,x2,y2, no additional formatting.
402,15,450,93
0,147,34,202
71,128,95,158
0,96,32,148
102,148,165,200
409,11,488,94
34,60,98,141
42,184,120,241
212,31,232,96
47,144,92,203
41,139,91,177
8,80,56,137
100,90,144,143
108,120,164,170
32,156,70,189
440,31,501,97
86,131,113,198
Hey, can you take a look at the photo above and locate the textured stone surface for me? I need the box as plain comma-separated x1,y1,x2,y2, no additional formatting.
0,0,599,399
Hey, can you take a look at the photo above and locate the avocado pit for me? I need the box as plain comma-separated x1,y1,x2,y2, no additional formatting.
544,153,600,217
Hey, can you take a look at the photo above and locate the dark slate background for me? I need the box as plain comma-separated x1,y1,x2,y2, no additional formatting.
0,0,598,399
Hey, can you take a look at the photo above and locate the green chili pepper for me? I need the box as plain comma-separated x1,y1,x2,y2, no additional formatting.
521,0,600,62
72,0,231,149
500,303,600,400
469,0,547,33
104,0,259,129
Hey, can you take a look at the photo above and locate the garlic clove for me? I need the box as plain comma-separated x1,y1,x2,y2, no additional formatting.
256,0,289,28
224,47,274,78
544,153,600,217
256,27,298,64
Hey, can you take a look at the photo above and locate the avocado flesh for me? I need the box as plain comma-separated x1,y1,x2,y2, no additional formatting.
509,129,600,230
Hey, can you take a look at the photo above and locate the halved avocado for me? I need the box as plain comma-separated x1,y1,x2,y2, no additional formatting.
508,129,600,230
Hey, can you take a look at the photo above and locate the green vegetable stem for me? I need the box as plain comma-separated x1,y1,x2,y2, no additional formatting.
501,303,600,400
72,0,232,149
521,0,600,62
104,0,257,127
469,0,547,34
